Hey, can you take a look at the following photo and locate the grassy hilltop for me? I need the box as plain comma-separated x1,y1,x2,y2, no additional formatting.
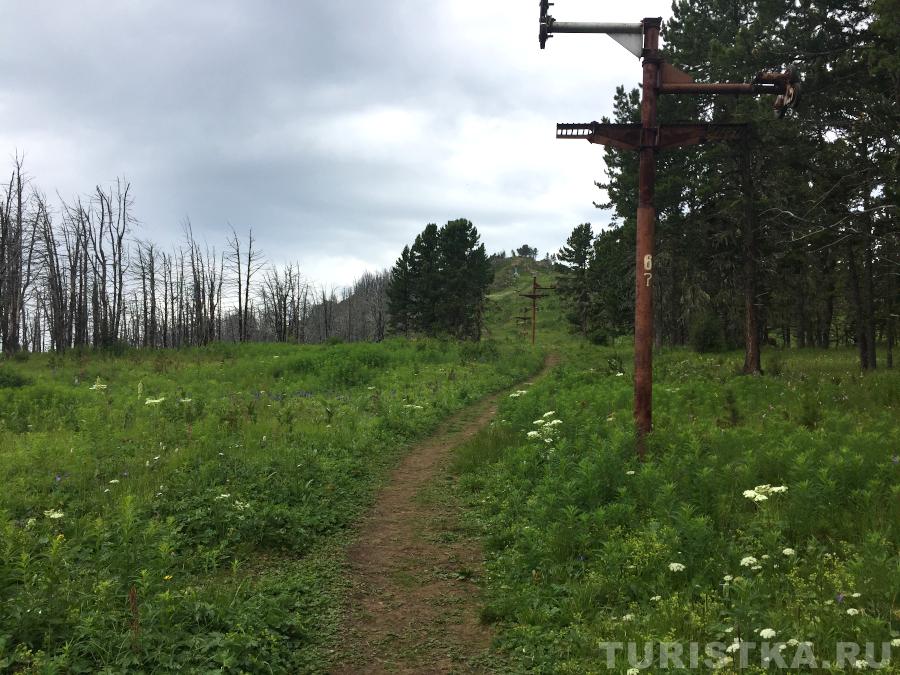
0,255,898,673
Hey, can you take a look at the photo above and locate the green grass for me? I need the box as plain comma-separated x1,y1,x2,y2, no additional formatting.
0,338,542,672
3,254,897,673
453,345,899,673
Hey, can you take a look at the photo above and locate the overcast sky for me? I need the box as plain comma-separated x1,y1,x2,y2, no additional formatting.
1,0,673,289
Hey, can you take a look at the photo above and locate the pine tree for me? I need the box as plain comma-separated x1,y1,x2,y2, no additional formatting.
409,224,441,334
387,245,413,335
556,223,594,335
387,219,493,340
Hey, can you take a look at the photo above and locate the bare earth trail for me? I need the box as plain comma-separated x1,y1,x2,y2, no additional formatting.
331,355,559,674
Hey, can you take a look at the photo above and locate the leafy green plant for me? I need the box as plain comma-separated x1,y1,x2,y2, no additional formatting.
0,338,543,672
0,370,30,388
455,347,899,672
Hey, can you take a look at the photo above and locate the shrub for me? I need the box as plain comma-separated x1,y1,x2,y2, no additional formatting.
0,370,31,388
689,311,725,353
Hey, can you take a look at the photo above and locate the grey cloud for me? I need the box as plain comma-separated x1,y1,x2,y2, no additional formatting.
1,0,670,286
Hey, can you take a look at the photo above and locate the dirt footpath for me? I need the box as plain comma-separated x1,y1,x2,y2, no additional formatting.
331,356,558,674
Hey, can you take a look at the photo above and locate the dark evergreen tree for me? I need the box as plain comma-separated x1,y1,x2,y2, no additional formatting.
408,224,441,333
556,223,594,335
566,0,898,370
386,219,493,340
387,245,413,335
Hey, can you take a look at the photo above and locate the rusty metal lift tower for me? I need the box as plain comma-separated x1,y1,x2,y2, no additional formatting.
539,1,799,457
519,276,555,346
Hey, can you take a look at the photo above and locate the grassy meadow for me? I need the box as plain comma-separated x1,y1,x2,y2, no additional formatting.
453,345,899,673
0,255,897,673
0,338,542,671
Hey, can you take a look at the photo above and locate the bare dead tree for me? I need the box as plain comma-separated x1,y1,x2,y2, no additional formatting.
0,155,38,353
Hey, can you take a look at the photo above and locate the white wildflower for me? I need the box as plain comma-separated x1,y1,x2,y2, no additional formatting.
108,479,120,484
233,500,250,511
713,656,732,670
526,430,541,439
723,575,734,582
25,517,36,529
215,493,231,500
725,640,743,654
546,419,563,426
542,411,556,418
769,485,788,493
782,548,796,556
787,639,800,647
650,595,661,602
668,562,686,572
740,556,758,567
626,470,636,475
751,565,762,571
854,659,868,670
891,639,900,648
759,628,777,640
621,613,634,621
850,592,861,598
846,608,860,616
145,397,166,406
533,419,546,425
179,398,192,403
627,669,640,675
43,509,64,519
89,378,107,390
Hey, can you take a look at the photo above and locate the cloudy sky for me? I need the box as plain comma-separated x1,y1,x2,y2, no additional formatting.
1,0,673,288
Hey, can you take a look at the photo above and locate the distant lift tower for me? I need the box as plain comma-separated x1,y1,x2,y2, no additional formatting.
538,1,800,456
519,276,556,346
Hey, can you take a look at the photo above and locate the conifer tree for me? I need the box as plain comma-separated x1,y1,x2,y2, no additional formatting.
557,223,594,335
387,245,413,335
386,219,493,340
